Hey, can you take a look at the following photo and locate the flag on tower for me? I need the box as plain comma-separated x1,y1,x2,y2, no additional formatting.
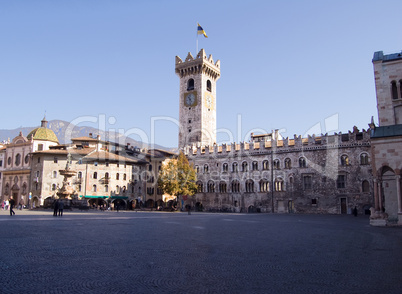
197,23,208,38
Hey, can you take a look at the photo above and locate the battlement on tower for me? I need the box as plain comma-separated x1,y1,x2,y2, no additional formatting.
183,127,371,157
175,49,220,80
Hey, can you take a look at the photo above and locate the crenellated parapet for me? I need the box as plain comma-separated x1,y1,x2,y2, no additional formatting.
183,127,371,157
175,49,221,80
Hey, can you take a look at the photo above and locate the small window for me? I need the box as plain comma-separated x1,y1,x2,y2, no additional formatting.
285,158,291,169
15,154,21,166
94,162,98,166
262,160,269,170
273,159,280,170
340,155,349,166
93,185,97,192
207,181,215,193
204,164,209,173
245,179,254,193
78,172,82,179
38,144,43,151
187,79,194,91
24,155,29,164
303,175,312,190
38,157,40,163
197,181,204,193
392,81,398,99
362,180,370,193
219,181,227,193
242,162,248,172
116,173,120,180
312,198,317,205
252,161,258,171
54,157,58,163
123,173,127,181
52,184,57,191
232,162,238,172
400,80,402,99
207,80,212,92
274,178,283,191
259,179,269,192
299,157,306,168
53,171,58,178
93,172,97,179
232,180,240,193
105,185,109,192
337,175,346,189
360,153,369,165
223,163,228,172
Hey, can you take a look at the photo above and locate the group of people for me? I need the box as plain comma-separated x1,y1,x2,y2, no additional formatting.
53,199,64,216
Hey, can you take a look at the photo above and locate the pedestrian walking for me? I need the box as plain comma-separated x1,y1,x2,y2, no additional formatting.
58,200,64,217
53,199,59,216
353,206,358,217
9,197,15,216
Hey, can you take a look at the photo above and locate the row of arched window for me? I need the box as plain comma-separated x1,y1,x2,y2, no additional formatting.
75,171,127,181
196,153,370,173
197,178,284,193
187,78,212,92
196,178,371,194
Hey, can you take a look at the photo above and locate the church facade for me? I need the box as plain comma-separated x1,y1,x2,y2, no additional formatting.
178,49,374,214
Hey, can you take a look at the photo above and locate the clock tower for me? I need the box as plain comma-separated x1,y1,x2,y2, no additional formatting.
175,49,221,149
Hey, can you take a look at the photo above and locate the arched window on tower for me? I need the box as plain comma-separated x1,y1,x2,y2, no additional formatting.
391,81,398,99
400,80,402,99
207,80,212,92
187,79,194,91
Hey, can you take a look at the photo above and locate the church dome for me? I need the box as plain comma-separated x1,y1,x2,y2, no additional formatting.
27,118,59,144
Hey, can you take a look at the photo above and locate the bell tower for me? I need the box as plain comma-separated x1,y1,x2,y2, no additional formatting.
175,49,220,149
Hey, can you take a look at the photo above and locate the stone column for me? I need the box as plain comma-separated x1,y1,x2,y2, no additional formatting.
378,181,383,212
396,175,402,213
373,179,379,211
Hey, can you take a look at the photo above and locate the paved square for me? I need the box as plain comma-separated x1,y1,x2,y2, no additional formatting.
0,210,401,294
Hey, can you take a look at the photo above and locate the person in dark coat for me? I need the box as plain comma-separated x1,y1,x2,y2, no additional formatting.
353,206,358,217
58,200,64,217
53,200,59,216
9,197,15,216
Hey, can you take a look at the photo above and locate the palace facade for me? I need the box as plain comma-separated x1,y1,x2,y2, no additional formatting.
178,49,374,215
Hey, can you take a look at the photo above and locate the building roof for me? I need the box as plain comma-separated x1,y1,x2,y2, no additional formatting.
373,51,402,63
83,150,147,164
371,125,402,138
26,118,59,144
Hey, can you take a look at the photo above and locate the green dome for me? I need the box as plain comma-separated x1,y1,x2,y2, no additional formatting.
27,118,59,143
27,127,59,143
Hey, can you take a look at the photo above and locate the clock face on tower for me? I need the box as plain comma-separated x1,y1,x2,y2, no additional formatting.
204,92,214,110
184,92,197,106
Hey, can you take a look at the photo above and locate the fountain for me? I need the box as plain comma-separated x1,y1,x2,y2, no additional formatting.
56,153,77,207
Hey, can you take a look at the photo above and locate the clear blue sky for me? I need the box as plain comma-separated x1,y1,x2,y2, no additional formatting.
1,0,400,148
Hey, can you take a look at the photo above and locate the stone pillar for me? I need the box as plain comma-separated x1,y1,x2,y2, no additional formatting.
396,175,402,213
373,179,379,211
378,180,384,212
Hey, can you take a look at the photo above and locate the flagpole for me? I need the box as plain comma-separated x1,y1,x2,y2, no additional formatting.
196,22,198,54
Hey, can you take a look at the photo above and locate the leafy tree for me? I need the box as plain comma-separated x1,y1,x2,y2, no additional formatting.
158,152,197,202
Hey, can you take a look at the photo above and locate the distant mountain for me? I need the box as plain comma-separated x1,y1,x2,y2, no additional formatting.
0,120,176,152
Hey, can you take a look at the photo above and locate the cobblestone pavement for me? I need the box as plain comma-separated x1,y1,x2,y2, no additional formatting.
0,209,401,294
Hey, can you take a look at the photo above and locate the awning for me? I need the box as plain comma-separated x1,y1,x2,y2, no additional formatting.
110,196,128,199
82,195,109,199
